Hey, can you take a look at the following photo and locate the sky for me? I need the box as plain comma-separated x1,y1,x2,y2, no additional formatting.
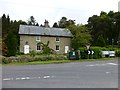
0,0,120,26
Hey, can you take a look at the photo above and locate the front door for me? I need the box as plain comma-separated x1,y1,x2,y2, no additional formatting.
65,46,69,53
24,45,29,54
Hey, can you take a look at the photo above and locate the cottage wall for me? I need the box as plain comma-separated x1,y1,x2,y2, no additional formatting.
20,35,71,54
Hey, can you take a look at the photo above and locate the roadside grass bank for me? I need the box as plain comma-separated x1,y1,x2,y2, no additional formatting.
2,57,118,65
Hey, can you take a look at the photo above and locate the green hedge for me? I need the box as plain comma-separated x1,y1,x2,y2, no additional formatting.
116,49,120,57
79,46,118,59
2,55,68,64
91,47,102,59
79,47,102,59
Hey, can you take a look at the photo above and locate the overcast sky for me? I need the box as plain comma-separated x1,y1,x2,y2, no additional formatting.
0,0,120,26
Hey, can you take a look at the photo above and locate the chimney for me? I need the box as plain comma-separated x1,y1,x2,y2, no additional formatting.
44,19,50,28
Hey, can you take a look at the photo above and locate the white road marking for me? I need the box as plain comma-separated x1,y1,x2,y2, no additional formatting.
106,72,111,74
2,75,54,81
16,78,21,80
43,76,50,79
38,77,41,78
21,77,26,80
51,76,55,78
87,65,95,66
107,63,118,65
86,64,106,67
3,78,12,81
26,77,30,79
86,63,118,67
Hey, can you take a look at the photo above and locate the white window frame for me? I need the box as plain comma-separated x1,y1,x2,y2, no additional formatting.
56,37,60,42
36,36,41,41
56,45,60,51
36,43,41,51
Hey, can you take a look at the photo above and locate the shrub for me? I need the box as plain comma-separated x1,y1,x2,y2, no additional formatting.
79,47,87,59
116,49,120,57
2,57,10,64
79,47,102,59
91,47,102,59
30,50,36,57
30,55,68,62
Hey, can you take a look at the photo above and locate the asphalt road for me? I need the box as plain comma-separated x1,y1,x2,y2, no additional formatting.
2,59,118,88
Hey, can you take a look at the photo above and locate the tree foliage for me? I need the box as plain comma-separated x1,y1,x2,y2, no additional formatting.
28,16,39,26
53,22,59,28
37,41,54,54
87,11,120,46
6,31,18,56
68,24,91,50
54,17,75,28
2,14,27,56
96,35,106,47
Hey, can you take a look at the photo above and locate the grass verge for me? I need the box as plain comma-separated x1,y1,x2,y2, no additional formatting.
2,57,118,66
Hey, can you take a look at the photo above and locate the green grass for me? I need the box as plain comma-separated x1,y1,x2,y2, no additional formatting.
2,57,118,66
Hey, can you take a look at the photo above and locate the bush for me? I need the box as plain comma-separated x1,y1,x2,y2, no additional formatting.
91,47,102,59
2,57,10,64
1,54,68,64
116,49,120,57
79,47,87,59
30,50,36,57
33,55,68,61
79,47,102,59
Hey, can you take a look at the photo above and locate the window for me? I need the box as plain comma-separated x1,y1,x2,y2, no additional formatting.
36,36,41,41
56,45,60,51
37,43,41,51
56,37,60,42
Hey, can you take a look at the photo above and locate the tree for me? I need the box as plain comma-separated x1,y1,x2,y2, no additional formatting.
58,17,75,28
2,14,10,37
28,16,37,25
68,24,91,50
87,11,119,46
2,14,11,56
58,17,67,28
96,35,106,47
36,23,39,26
37,41,54,54
53,22,59,28
114,12,120,46
6,31,18,56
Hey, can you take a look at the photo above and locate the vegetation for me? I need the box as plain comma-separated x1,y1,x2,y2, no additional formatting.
87,11,120,47
36,41,55,54
79,46,118,59
2,56,117,65
1,11,120,57
68,24,91,50
2,55,68,64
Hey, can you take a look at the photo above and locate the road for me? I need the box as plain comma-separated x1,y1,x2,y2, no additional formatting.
2,59,118,88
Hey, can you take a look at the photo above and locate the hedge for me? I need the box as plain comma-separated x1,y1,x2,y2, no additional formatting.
2,55,68,64
79,46,118,59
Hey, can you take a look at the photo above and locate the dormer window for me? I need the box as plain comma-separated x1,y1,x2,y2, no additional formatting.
36,36,41,41
56,37,60,42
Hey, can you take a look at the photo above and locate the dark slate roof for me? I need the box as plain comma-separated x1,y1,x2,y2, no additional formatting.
19,25,72,37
